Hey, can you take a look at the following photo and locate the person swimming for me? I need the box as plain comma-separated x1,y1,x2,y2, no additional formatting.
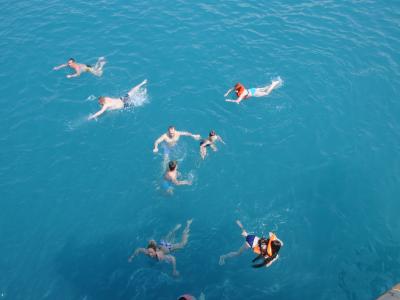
219,220,283,268
53,57,106,78
88,79,147,120
153,126,200,154
199,130,225,160
162,160,192,194
224,77,283,104
128,220,193,277
177,293,205,300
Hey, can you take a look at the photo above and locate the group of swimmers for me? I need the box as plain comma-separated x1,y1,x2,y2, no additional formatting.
54,57,284,299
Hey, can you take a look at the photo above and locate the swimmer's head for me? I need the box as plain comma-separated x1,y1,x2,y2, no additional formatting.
147,240,157,257
209,130,216,137
168,126,176,137
168,160,177,171
67,58,75,65
178,296,194,300
98,97,106,105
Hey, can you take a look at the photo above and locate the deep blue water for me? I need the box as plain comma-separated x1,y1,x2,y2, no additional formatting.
1,1,400,299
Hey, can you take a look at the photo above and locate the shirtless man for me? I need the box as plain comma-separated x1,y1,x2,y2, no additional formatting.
162,160,192,193
88,79,147,120
153,126,200,156
53,57,106,78
128,219,193,277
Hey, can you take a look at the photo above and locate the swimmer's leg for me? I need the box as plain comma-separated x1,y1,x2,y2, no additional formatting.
171,219,193,251
89,57,107,76
127,79,148,97
253,77,282,97
164,223,182,242
219,243,249,265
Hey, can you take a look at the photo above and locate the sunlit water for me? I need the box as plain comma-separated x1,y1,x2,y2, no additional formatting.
1,1,400,299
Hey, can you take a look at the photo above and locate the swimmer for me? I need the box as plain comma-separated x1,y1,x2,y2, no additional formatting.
224,77,282,104
163,161,192,194
153,126,201,156
199,130,225,160
219,220,283,268
128,219,193,277
177,293,205,300
53,57,106,78
88,79,147,120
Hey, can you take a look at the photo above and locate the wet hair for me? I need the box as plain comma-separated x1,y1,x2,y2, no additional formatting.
178,297,191,300
68,58,75,62
209,130,216,137
168,125,175,130
271,239,282,254
98,96,105,104
147,240,157,251
168,160,177,171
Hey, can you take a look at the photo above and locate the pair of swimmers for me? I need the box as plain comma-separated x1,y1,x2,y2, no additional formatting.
153,126,225,193
129,219,282,277
53,57,148,120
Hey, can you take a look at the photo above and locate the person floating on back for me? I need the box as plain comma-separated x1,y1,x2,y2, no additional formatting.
219,220,283,268
153,126,200,159
199,130,225,160
88,79,147,120
224,77,283,104
163,160,192,194
128,219,193,277
53,57,106,78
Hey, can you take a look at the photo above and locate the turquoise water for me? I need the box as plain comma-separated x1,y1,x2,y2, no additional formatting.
1,1,400,299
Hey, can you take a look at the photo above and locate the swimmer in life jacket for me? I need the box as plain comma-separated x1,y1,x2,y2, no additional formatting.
53,57,106,78
219,220,283,268
224,77,283,104
199,130,225,160
88,79,147,120
128,219,193,277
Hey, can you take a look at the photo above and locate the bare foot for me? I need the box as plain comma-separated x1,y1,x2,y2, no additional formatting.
219,255,226,266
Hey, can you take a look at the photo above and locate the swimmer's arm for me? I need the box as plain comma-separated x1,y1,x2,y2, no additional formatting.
164,254,179,276
67,71,81,78
128,248,147,262
88,105,107,120
179,131,200,140
153,134,166,152
224,87,234,97
252,254,264,263
265,254,279,267
53,63,67,70
172,177,191,186
217,135,226,145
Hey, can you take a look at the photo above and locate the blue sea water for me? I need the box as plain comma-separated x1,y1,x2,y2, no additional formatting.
1,1,400,299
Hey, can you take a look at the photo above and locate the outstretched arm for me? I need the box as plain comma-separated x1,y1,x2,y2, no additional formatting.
128,248,147,262
178,131,200,140
217,135,226,145
226,93,245,104
53,63,67,70
224,87,234,97
163,254,179,276
171,177,191,186
88,106,107,120
153,134,166,153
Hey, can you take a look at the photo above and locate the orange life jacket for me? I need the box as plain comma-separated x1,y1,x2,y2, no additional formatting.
252,234,278,257
234,83,247,98
267,233,277,257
